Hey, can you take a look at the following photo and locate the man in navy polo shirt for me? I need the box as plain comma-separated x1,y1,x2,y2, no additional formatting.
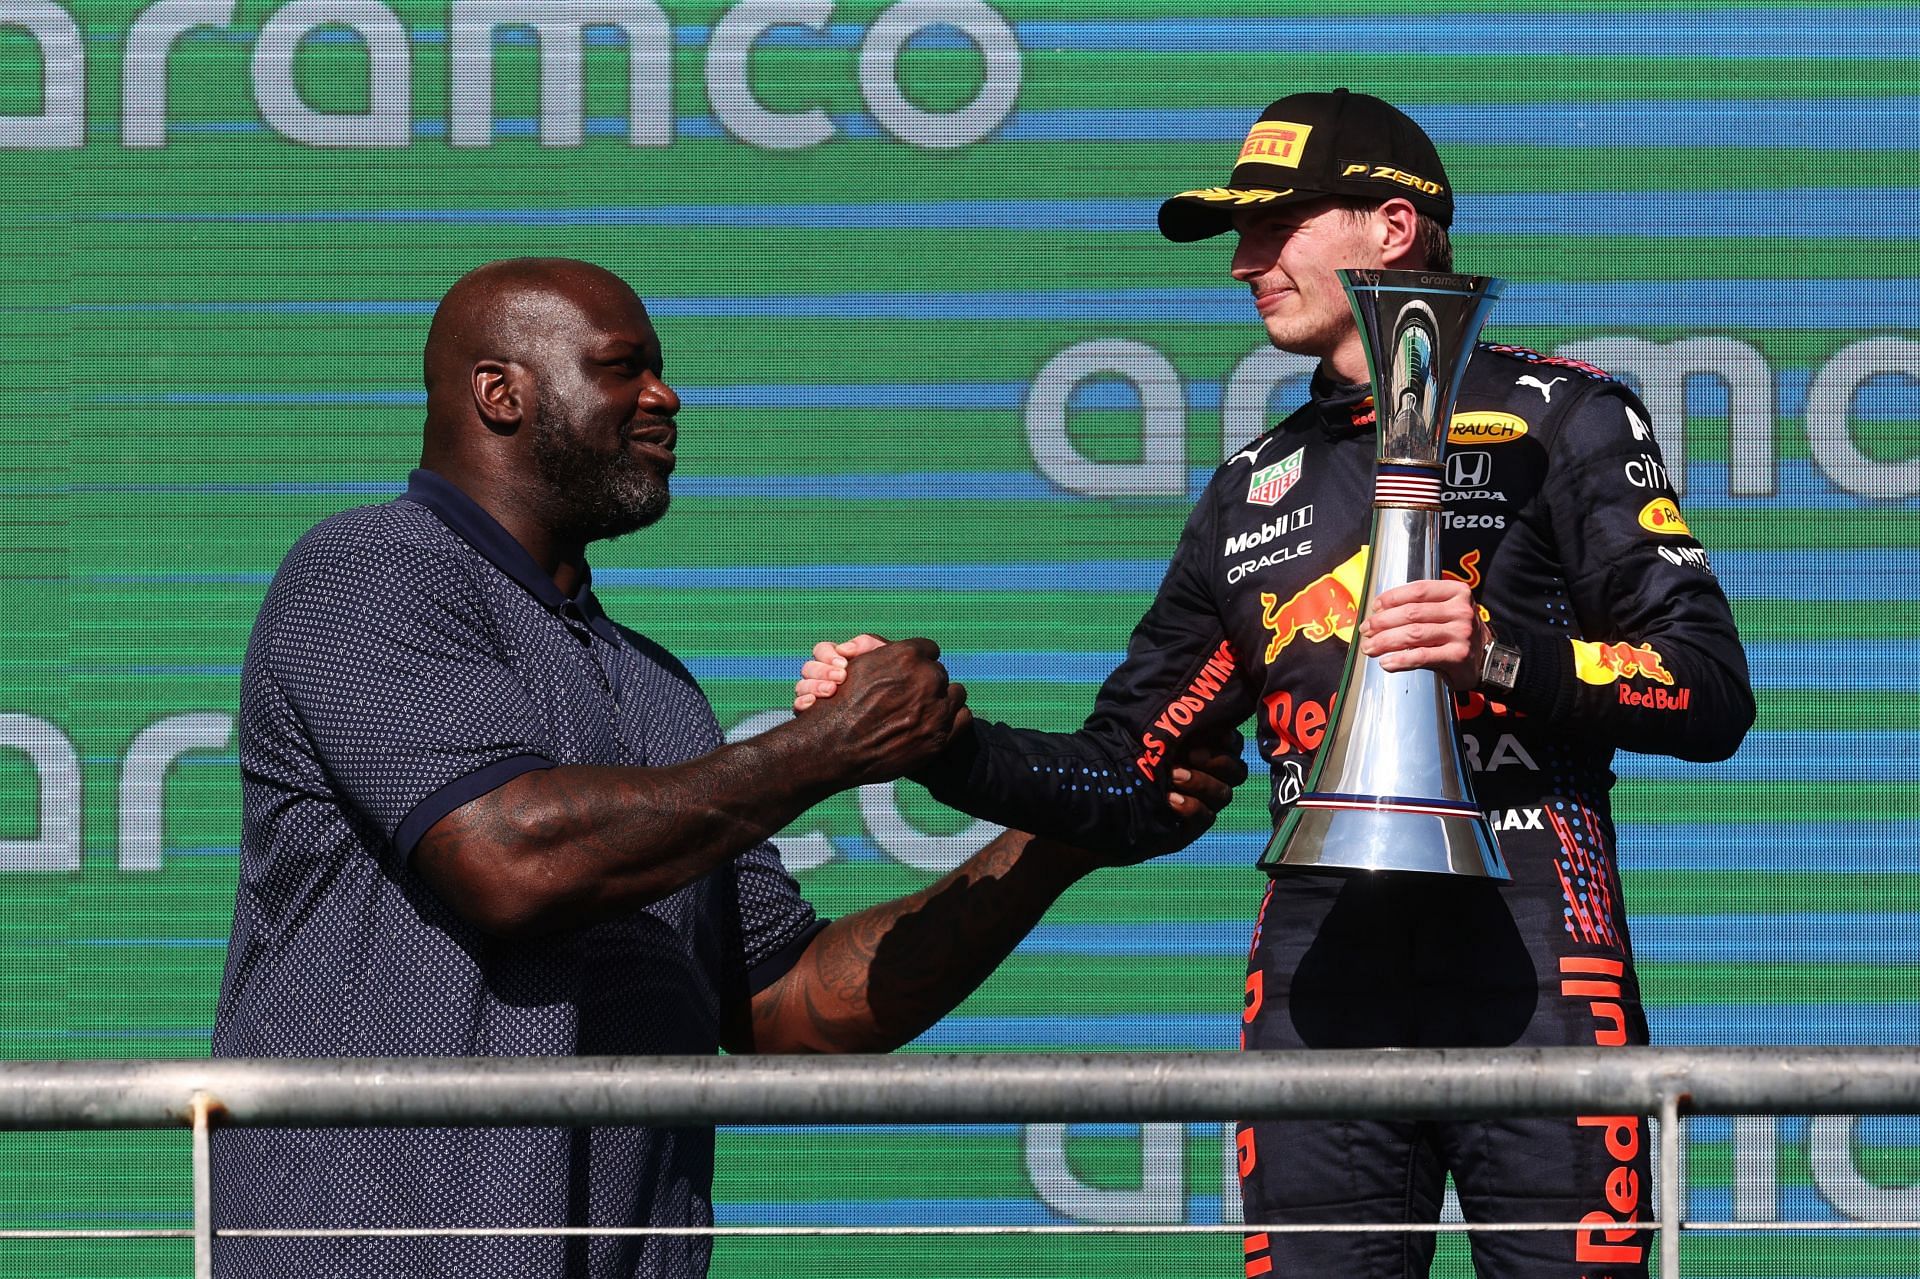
210,257,1243,1279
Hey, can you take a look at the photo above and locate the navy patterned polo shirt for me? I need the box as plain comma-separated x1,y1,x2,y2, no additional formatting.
211,469,822,1279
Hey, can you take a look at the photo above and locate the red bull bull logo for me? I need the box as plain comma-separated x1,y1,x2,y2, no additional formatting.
1572,639,1675,687
1259,548,1368,664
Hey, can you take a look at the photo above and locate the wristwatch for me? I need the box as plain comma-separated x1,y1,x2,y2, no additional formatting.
1479,630,1522,693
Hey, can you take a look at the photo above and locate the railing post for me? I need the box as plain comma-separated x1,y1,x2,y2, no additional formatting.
191,1092,213,1279
1658,1089,1682,1278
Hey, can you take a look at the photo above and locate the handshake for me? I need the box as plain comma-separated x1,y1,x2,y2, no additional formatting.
784,634,1247,861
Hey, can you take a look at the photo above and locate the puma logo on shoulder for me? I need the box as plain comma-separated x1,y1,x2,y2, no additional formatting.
1518,375,1568,402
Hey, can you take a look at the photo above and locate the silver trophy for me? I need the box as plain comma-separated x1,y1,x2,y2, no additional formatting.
1259,268,1510,879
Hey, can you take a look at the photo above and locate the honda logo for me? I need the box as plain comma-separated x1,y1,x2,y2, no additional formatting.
1446,450,1492,489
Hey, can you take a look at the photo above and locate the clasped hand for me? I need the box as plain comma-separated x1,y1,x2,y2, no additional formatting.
792,634,1247,857
787,636,972,787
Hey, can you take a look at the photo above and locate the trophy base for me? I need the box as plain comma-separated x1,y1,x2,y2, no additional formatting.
1258,799,1509,881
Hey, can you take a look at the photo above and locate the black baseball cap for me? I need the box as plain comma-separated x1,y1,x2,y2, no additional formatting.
1158,88,1454,242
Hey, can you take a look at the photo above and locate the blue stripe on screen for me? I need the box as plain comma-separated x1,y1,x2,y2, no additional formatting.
686,282,1917,332
31,1005,1920,1047
718,1116,1920,1148
896,1006,1920,1048
728,1118,1920,1152
1618,732,1914,783
708,1187,1907,1229
23,1168,1920,1234
1181,825,1916,874
133,821,1920,875
1689,1185,1920,1228
94,12,1920,57
998,101,1920,149
31,461,1920,511
1004,916,1920,965
682,638,1914,690
90,369,1920,417
65,913,1916,966
110,99,1920,150
596,553,1918,606
1011,14,1920,57
647,463,1920,509
657,280,1920,330
34,1189,1901,1235
91,191,1920,240
710,1195,1216,1227
89,192,1920,240
82,634,1920,695
63,282,1920,332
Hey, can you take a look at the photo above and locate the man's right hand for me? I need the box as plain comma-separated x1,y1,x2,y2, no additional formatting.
793,633,1248,834
794,633,887,711
789,637,970,786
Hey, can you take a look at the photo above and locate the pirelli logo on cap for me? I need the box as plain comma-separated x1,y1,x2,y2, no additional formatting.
1448,411,1529,445
1237,121,1312,169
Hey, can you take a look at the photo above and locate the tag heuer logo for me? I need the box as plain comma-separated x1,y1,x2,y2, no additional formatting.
1247,448,1303,506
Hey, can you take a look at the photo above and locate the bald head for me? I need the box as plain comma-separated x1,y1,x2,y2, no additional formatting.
415,257,680,557
423,257,642,417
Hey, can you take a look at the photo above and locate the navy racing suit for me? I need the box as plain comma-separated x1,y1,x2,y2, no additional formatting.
920,345,1754,1278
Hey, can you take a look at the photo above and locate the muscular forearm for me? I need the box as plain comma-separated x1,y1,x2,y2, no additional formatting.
744,829,1094,1053
416,726,848,938
417,639,970,938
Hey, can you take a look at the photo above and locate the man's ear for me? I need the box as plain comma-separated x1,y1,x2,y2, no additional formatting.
473,360,526,432
1375,197,1422,267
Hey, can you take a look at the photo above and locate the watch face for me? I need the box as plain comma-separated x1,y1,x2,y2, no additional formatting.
1483,643,1522,691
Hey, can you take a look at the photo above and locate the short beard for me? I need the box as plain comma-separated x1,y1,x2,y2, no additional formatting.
529,385,670,544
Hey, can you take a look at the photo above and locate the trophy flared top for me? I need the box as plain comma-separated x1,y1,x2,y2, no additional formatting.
1338,269,1506,465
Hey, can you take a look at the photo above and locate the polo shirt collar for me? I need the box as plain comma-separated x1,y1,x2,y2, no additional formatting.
403,469,601,619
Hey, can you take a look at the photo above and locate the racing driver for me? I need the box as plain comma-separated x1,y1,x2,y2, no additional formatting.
796,88,1753,1278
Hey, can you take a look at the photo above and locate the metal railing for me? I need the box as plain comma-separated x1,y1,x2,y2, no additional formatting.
3,1046,1918,1278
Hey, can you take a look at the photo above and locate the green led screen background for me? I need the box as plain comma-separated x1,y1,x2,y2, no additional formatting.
1,1,1916,1274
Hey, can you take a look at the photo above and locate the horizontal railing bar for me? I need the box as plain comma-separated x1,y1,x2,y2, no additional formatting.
0,1230,194,1240
220,1221,1635,1238
7,1213,1912,1236
10,1221,1917,1242
2,1048,1916,1131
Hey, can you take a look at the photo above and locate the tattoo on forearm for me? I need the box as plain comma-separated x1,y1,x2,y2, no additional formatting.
753,834,1070,1053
